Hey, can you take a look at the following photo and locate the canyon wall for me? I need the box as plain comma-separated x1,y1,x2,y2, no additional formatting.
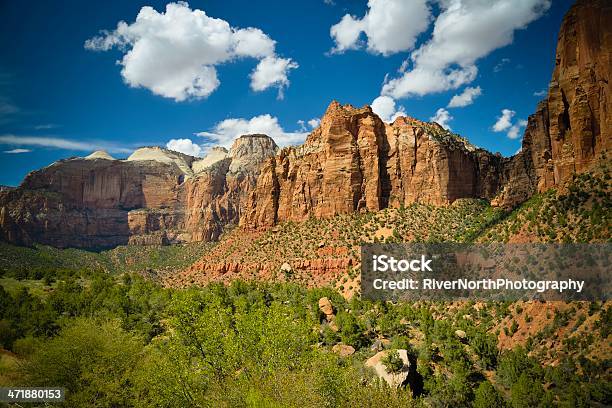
0,137,277,248
0,0,608,248
493,0,610,207
241,102,505,228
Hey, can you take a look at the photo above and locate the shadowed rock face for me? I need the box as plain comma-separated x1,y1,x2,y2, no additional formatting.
185,135,278,242
0,0,608,248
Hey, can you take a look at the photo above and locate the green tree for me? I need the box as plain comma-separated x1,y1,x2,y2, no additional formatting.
382,350,404,374
474,381,506,408
22,318,143,407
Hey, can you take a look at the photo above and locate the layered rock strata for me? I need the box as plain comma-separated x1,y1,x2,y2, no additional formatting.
0,137,277,248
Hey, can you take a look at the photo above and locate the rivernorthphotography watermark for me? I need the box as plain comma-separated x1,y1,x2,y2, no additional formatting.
361,244,609,301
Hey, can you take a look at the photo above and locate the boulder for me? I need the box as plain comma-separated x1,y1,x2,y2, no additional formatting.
455,329,467,340
318,297,334,317
365,349,410,388
332,343,355,357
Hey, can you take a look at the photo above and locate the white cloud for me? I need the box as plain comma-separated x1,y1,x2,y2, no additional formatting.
85,2,296,101
3,148,31,154
250,56,299,98
198,114,307,147
371,95,405,123
166,138,203,157
330,15,364,53
298,118,321,131
430,108,453,130
492,109,515,132
448,86,482,108
383,65,478,98
533,89,547,97
492,109,527,139
507,119,528,139
0,135,131,154
330,0,431,55
382,0,550,98
307,118,320,129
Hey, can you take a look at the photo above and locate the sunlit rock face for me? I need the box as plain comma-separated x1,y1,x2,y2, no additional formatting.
0,136,277,248
241,101,505,228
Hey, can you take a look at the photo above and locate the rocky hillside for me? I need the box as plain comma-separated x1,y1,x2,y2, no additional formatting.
0,0,608,249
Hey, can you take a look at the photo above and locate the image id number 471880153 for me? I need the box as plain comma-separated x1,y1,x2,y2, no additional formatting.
0,387,65,402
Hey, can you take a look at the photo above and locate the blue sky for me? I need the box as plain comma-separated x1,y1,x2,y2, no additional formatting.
0,0,573,186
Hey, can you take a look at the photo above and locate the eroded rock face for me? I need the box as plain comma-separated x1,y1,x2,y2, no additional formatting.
184,135,278,242
241,102,504,228
494,0,610,207
0,137,277,248
0,0,607,248
0,154,189,248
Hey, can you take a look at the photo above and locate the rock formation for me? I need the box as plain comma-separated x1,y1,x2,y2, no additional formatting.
241,102,505,228
365,349,411,388
185,135,278,242
0,136,277,248
0,0,607,248
493,0,610,207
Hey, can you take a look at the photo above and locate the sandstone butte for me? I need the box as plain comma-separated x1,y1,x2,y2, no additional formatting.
0,0,609,250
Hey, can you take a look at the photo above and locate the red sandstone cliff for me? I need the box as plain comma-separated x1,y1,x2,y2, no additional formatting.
0,0,608,249
494,0,610,207
0,136,277,248
241,102,504,228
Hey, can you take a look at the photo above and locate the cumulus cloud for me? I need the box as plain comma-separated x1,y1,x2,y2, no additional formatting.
492,109,527,139
507,120,528,139
0,135,131,154
85,2,297,101
492,109,515,132
330,0,431,55
3,148,31,154
448,86,482,108
430,108,453,130
307,118,321,129
298,118,321,131
197,114,307,147
250,56,299,98
382,0,550,99
383,65,478,98
166,138,203,157
371,95,405,123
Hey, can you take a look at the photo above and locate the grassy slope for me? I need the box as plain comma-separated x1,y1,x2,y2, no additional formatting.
0,240,214,277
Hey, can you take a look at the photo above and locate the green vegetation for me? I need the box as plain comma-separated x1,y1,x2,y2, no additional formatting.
482,170,610,243
0,170,609,406
0,240,214,278
382,350,404,373
1,271,609,407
